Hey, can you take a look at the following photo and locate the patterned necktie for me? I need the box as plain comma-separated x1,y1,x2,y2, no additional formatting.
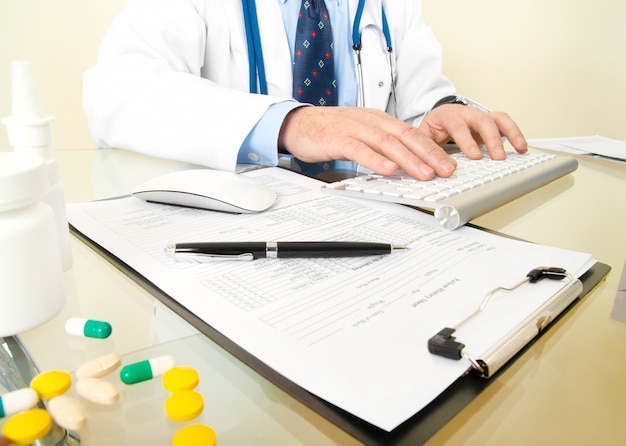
292,0,337,106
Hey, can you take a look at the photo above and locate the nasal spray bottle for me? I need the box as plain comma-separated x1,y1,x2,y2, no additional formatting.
2,61,72,270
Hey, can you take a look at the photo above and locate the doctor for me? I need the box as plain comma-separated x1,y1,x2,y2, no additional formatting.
83,0,527,180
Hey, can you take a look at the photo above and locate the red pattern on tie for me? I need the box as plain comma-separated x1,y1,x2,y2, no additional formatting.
292,0,337,106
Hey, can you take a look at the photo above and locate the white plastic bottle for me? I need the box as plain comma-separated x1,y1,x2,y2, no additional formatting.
1,60,72,270
0,152,66,336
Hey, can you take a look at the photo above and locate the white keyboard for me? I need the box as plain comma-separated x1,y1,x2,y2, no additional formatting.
321,152,578,230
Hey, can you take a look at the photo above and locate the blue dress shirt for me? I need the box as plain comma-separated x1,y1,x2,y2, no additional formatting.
238,0,358,168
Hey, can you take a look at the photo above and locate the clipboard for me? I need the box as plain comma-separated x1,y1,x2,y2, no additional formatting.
428,266,582,378
70,224,610,445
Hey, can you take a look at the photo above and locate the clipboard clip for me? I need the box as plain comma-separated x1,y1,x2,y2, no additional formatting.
428,267,574,377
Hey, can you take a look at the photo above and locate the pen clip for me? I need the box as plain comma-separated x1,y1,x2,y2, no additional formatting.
170,252,256,263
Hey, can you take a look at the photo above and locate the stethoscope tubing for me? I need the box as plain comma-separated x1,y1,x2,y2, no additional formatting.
242,0,392,99
242,0,268,94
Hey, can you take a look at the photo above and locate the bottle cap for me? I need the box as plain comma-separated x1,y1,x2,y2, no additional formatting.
1,60,54,155
0,152,47,212
9,61,42,119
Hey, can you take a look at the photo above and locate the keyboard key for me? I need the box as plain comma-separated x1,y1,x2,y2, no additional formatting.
320,152,577,230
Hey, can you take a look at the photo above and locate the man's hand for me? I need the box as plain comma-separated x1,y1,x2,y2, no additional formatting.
419,104,527,161
278,105,527,180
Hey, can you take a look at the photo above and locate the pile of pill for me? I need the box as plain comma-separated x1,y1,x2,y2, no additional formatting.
68,320,122,409
0,317,114,443
75,353,121,405
164,366,216,446
1,317,216,445
1,369,82,443
163,366,204,422
120,356,216,445
1,352,122,444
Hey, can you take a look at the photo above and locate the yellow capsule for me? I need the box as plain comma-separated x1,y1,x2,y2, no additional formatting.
30,370,72,399
2,408,52,444
162,366,199,392
164,390,204,422
172,424,216,446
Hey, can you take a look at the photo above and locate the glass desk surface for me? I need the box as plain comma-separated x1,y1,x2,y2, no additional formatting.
5,147,626,445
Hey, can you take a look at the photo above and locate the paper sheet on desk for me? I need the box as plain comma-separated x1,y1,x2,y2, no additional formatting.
67,167,593,431
529,135,626,162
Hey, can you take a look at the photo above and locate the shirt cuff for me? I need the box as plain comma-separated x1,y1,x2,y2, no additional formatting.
237,100,304,165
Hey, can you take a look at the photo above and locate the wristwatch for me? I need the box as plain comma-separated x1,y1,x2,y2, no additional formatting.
431,95,469,109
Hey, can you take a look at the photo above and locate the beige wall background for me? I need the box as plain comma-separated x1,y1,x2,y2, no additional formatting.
422,1,626,142
1,0,624,152
0,0,127,151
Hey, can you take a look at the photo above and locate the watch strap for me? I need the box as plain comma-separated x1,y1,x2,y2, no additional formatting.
431,95,469,110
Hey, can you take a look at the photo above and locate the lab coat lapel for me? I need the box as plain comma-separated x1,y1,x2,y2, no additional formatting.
350,0,392,110
255,0,293,97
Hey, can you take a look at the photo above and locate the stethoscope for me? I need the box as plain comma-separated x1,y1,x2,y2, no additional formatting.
241,0,394,106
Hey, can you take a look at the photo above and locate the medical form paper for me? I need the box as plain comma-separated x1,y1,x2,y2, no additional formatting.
529,135,626,162
67,167,594,432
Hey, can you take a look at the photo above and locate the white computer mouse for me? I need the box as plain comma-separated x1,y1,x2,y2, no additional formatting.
131,169,276,213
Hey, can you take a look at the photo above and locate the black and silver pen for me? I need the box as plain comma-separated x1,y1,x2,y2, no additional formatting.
164,241,408,262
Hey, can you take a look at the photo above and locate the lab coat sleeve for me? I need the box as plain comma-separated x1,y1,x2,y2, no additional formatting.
386,0,457,127
82,0,285,171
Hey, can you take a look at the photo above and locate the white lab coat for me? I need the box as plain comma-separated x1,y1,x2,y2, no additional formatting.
83,0,455,171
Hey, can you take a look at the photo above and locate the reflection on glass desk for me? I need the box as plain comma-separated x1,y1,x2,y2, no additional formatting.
7,147,626,445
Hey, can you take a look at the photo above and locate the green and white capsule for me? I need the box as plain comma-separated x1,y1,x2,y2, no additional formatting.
120,355,176,385
65,318,112,339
